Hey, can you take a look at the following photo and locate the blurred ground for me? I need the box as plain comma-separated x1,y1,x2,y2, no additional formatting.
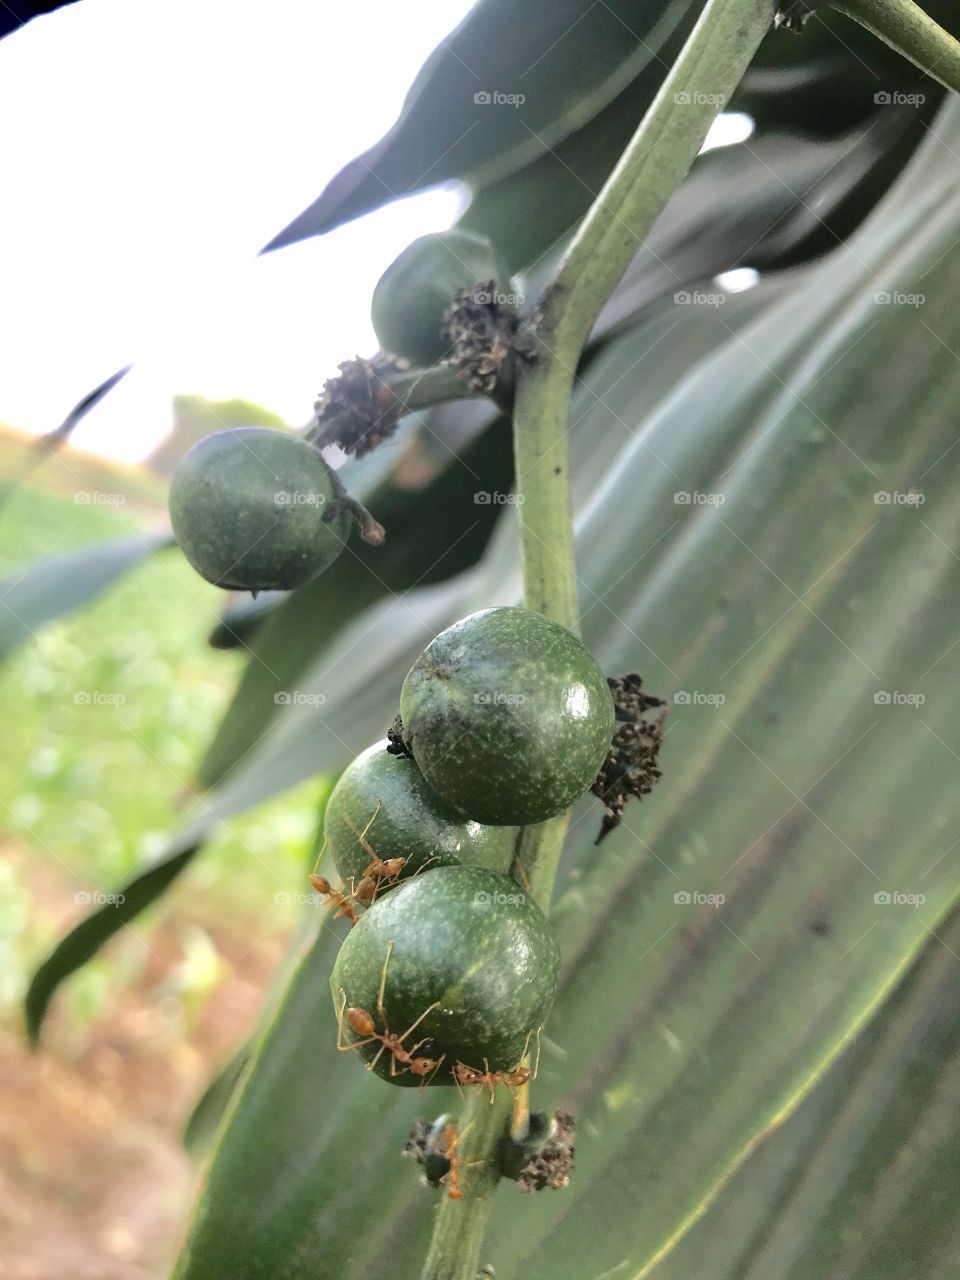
0,440,321,1277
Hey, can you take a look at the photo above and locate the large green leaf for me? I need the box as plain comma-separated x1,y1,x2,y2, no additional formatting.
264,0,693,250
170,100,960,1280
655,907,960,1280
0,531,172,661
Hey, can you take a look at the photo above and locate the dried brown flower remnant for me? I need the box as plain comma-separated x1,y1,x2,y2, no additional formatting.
591,673,666,844
441,281,520,397
312,353,407,458
517,1110,576,1193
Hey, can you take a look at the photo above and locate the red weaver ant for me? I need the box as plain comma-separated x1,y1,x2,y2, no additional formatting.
336,941,446,1082
341,802,408,903
453,1059,531,1102
453,1027,540,1102
308,872,361,926
441,1123,463,1200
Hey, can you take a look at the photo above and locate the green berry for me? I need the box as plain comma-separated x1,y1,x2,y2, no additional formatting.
371,230,513,367
325,741,517,892
399,607,614,825
169,428,350,592
330,866,559,1087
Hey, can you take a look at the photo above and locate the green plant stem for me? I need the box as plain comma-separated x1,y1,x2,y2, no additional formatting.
422,2,777,1277
830,0,960,92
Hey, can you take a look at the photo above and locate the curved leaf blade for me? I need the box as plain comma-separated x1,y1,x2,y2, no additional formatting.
0,531,172,661
263,0,692,250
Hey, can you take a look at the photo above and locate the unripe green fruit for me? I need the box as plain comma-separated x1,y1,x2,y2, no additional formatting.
169,428,350,592
371,230,513,368
330,866,559,1087
325,741,517,891
400,607,614,825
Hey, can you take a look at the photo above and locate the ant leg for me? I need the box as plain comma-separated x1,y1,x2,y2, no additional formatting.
395,1001,441,1048
310,832,329,879
483,1058,495,1105
376,941,395,1019
532,1027,542,1081
424,1054,447,1088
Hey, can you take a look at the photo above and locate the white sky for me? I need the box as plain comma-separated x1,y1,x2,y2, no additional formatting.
0,1,752,462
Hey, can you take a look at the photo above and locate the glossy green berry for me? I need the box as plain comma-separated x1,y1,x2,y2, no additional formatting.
330,866,559,1087
400,607,614,825
324,741,517,892
371,230,513,368
169,428,350,592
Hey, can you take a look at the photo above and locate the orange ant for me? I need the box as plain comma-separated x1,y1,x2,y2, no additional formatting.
453,1059,531,1101
441,1123,463,1200
308,871,361,926
341,803,407,903
453,1028,540,1102
336,941,446,1083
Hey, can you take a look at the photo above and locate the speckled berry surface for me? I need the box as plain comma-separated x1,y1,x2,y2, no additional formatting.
371,230,513,368
169,427,351,592
330,866,559,1086
399,607,615,825
325,741,517,890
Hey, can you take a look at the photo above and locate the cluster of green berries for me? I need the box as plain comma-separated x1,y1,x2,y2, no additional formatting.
166,231,616,1088
325,606,614,1087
